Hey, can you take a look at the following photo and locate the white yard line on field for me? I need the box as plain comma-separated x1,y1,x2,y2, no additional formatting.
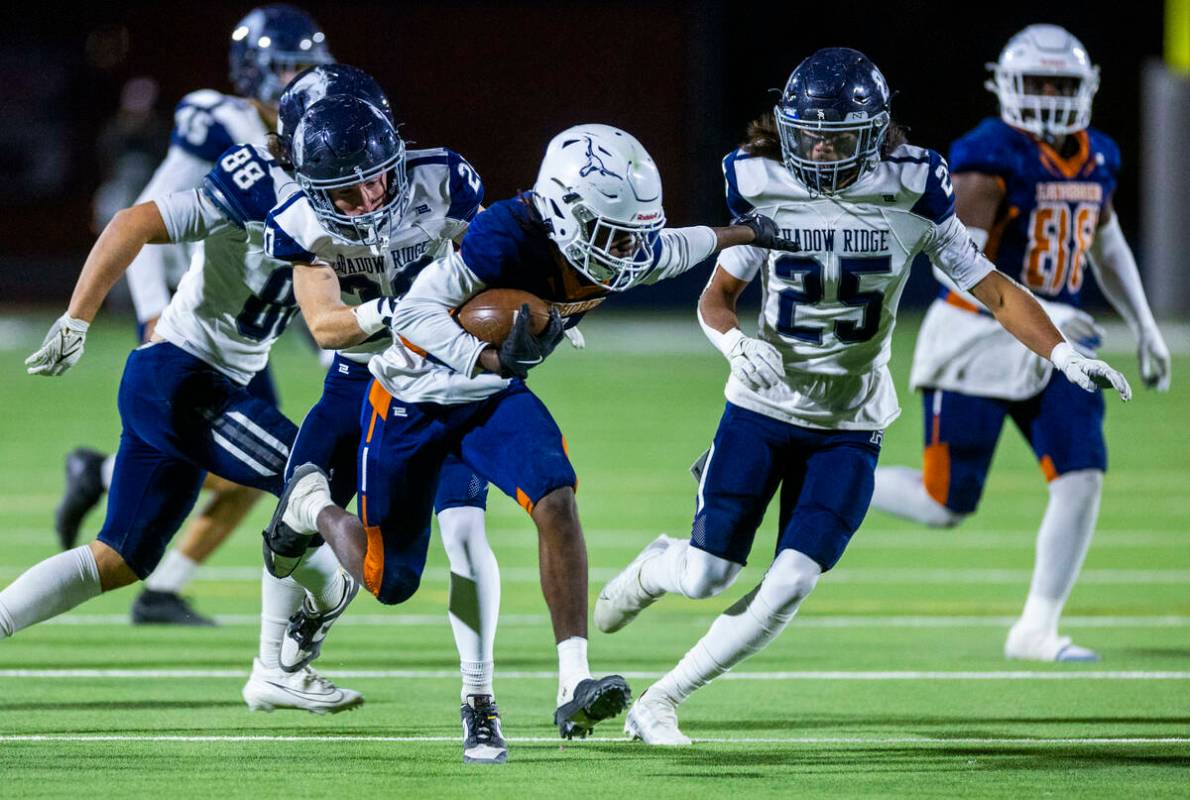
38,613,1190,629
0,734,1186,746
2,669,1189,680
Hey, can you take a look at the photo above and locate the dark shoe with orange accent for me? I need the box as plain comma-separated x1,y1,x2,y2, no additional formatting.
554,675,632,739
262,463,330,578
462,695,508,764
55,448,107,550
280,567,358,673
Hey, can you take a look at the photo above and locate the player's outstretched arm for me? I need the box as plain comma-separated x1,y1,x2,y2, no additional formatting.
697,265,783,391
1089,202,1170,391
25,201,172,376
292,263,394,350
969,270,1132,400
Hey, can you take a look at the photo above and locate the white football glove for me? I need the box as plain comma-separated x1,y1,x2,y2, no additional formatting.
1057,309,1105,355
25,314,90,377
1050,342,1132,401
1138,328,1171,392
564,326,586,350
727,332,784,391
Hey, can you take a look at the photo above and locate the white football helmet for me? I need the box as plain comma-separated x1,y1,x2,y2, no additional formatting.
987,24,1099,139
532,124,666,291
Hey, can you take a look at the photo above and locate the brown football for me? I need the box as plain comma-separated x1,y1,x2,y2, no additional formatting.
455,289,552,345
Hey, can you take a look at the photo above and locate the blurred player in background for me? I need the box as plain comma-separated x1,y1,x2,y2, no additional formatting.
12,69,365,713
595,47,1133,746
246,76,510,762
54,4,332,626
263,122,799,752
870,25,1171,662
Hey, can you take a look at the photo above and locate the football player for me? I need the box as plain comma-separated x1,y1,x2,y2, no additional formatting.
870,25,1170,661
263,123,799,749
14,82,363,713
258,92,506,761
594,47,1132,745
54,4,332,626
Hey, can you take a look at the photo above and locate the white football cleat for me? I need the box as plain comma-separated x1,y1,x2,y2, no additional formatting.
624,688,692,746
595,534,672,634
1005,624,1099,662
242,658,364,714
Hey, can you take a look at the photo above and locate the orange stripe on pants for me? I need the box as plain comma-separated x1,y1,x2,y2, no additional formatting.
1039,455,1059,482
922,442,951,506
363,524,385,597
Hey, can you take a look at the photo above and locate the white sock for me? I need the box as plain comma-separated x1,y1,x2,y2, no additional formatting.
291,544,347,612
284,472,334,534
439,506,500,700
101,455,116,492
870,466,965,528
652,549,820,706
257,569,306,670
1017,469,1103,636
556,636,592,705
639,538,741,599
0,546,103,639
143,549,198,594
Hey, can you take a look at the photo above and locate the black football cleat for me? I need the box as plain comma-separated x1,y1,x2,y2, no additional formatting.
131,590,217,627
553,675,632,739
262,464,328,578
462,695,508,764
54,448,107,550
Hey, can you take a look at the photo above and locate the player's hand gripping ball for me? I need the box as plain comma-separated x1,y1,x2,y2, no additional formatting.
456,289,553,344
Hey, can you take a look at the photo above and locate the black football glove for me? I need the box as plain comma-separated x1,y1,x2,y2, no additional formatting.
497,304,565,379
733,211,799,252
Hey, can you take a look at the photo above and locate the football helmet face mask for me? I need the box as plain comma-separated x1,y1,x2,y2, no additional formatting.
987,24,1099,139
229,4,333,106
532,124,666,292
292,95,408,246
276,64,392,165
774,47,891,196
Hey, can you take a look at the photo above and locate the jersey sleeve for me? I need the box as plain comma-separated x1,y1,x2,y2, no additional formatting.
948,119,1015,178
457,202,521,284
169,96,238,163
722,149,755,219
641,226,718,284
200,145,280,229
908,148,957,226
264,194,318,264
443,150,485,223
924,214,995,291
1095,130,1122,183
390,251,491,376
717,244,766,282
155,188,233,242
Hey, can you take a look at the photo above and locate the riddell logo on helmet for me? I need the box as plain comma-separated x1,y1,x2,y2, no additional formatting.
635,212,661,221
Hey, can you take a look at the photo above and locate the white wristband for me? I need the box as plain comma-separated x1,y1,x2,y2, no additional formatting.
1049,341,1074,369
351,300,386,336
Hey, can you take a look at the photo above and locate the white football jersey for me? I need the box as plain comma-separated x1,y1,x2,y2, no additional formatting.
264,147,484,364
154,144,300,385
717,144,994,430
126,90,271,323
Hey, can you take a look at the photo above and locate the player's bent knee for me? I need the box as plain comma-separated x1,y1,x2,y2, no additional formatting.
375,568,421,605
88,540,140,592
681,546,742,599
761,549,822,612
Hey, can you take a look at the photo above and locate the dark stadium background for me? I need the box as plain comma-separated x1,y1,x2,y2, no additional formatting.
0,1,1163,310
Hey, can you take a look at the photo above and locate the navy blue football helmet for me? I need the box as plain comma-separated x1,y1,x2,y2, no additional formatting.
276,64,393,165
774,47,891,195
292,95,408,245
229,4,333,105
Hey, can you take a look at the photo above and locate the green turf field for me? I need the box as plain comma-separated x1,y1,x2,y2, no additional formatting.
1,310,1187,798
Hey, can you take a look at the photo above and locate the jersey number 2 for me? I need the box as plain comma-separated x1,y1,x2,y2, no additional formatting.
775,255,892,344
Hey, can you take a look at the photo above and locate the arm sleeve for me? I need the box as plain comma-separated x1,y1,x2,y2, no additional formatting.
716,243,766,282
1090,213,1159,337
389,251,492,376
124,146,218,322
641,226,718,284
154,189,232,243
924,215,995,291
